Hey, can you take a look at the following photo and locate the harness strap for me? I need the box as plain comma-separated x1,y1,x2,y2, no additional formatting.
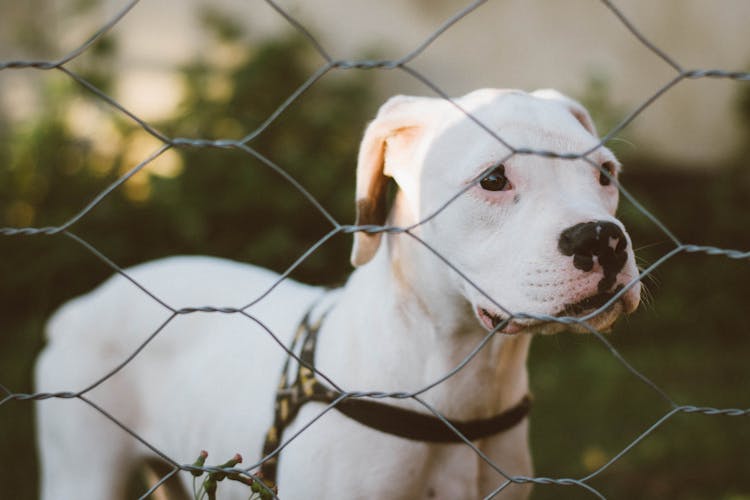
259,306,532,490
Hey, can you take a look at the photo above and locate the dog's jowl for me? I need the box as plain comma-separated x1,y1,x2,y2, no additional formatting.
35,88,640,499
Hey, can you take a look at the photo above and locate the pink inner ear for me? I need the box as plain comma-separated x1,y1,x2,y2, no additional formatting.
384,126,422,176
356,196,387,229
570,108,597,136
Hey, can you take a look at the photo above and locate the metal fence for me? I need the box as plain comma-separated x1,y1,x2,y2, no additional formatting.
1,0,748,498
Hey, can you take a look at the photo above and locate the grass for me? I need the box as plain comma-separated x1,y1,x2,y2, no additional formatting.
528,325,750,499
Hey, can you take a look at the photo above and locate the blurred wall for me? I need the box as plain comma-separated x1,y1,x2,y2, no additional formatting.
2,0,749,167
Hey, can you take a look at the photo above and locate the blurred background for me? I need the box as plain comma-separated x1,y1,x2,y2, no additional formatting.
0,1,748,499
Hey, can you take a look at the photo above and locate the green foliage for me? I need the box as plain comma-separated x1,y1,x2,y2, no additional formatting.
738,75,750,141
189,451,273,500
0,28,373,324
199,6,245,43
577,71,627,143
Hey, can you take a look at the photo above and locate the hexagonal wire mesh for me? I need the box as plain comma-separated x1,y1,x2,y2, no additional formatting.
1,0,748,499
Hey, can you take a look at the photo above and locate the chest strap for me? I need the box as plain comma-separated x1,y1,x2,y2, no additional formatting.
259,308,532,490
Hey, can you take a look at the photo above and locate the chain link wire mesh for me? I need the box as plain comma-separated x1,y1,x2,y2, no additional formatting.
1,0,749,498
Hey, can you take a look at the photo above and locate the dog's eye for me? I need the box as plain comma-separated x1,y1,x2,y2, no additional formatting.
599,161,616,186
480,164,511,191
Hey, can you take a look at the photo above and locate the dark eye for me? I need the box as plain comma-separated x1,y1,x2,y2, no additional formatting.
599,161,616,186
479,164,511,191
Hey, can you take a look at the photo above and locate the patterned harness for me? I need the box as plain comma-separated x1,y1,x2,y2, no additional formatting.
259,306,532,491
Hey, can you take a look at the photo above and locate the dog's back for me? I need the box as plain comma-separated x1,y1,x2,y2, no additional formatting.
35,255,321,499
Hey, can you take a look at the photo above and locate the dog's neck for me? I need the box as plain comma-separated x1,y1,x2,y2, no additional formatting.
317,201,530,420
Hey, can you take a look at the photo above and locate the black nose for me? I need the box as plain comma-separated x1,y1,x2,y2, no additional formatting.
558,221,628,274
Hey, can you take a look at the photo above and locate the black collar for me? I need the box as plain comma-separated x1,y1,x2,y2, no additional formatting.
260,306,532,489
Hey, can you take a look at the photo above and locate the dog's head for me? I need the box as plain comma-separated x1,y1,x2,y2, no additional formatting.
351,88,640,335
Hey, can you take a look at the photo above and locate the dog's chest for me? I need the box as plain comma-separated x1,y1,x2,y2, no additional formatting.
278,405,485,499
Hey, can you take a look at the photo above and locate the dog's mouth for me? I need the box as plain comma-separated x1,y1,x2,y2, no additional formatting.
477,307,524,334
557,285,623,317
477,285,624,335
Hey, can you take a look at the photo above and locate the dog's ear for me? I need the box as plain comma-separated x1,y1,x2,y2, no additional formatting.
532,89,598,137
351,95,427,267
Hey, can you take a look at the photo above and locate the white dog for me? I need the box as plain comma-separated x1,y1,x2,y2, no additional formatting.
35,88,641,499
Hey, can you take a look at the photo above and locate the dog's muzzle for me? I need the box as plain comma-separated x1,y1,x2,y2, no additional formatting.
475,220,635,335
